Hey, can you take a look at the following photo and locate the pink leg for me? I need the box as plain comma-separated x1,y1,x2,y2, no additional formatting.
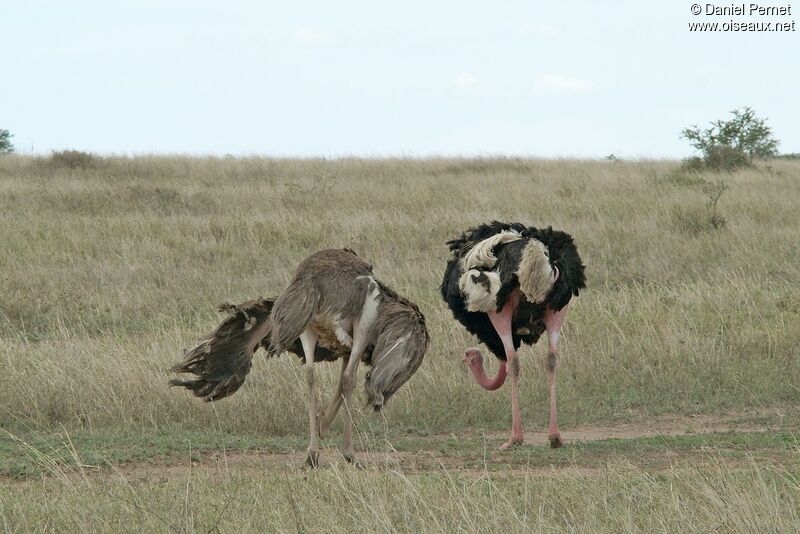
487,293,523,450
543,304,568,448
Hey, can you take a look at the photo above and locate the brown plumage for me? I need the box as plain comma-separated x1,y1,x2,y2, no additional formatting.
170,248,429,466
169,299,276,402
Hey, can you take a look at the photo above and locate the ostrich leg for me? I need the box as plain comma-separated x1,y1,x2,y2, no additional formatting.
318,357,347,437
543,304,568,448
299,329,320,467
340,281,380,463
340,334,364,463
487,294,523,450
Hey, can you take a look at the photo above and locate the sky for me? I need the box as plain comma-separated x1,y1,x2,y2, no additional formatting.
1,0,798,158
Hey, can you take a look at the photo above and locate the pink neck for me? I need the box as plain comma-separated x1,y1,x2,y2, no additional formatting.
468,359,507,390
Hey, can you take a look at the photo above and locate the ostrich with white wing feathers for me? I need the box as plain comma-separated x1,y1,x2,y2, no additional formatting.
441,222,586,449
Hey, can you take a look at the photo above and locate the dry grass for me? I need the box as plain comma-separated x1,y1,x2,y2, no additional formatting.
2,455,799,532
1,156,798,434
1,155,799,530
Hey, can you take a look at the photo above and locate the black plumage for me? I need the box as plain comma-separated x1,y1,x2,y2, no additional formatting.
441,221,586,449
441,221,586,361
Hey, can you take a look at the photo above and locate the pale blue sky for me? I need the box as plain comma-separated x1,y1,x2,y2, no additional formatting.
2,1,797,157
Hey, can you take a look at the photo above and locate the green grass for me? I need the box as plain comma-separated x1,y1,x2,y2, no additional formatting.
3,419,797,479
0,426,299,479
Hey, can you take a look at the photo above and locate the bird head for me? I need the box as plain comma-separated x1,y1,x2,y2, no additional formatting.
462,347,484,367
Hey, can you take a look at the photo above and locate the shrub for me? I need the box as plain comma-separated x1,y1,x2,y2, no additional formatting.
666,175,730,233
702,179,729,228
50,150,97,169
0,129,13,154
681,107,779,172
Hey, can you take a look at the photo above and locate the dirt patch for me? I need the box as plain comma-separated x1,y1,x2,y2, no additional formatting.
4,407,795,485
481,409,782,444
92,407,798,481
86,449,609,483
398,405,796,451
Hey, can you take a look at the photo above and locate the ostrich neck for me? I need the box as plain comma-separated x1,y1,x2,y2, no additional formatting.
468,359,507,390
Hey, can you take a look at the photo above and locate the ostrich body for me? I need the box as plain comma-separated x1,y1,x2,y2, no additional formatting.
441,222,586,449
170,248,429,466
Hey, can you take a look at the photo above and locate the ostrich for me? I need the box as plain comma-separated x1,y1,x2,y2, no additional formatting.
441,222,586,449
170,248,429,467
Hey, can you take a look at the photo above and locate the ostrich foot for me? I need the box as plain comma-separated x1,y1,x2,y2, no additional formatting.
548,432,563,449
499,435,524,450
305,449,320,468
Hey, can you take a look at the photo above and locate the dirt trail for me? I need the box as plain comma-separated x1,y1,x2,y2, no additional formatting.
4,408,794,484
483,409,776,442
88,408,794,481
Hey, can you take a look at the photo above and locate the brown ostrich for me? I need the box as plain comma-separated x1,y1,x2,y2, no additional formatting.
441,222,586,449
170,248,429,466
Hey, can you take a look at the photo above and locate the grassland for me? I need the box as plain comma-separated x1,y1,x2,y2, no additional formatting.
1,155,799,532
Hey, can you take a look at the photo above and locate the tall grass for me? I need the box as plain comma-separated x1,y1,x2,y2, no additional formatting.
2,456,799,532
1,156,798,438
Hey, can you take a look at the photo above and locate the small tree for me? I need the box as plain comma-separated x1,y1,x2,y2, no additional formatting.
702,179,729,228
681,107,779,171
0,129,13,154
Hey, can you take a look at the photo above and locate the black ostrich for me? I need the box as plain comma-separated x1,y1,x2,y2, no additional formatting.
441,222,586,449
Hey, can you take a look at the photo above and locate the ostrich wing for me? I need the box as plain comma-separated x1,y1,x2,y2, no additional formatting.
528,227,587,311
493,239,529,309
446,221,528,254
